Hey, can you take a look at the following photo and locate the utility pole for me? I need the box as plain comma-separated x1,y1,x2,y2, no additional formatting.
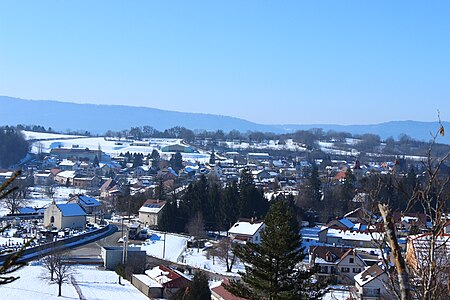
163,232,166,259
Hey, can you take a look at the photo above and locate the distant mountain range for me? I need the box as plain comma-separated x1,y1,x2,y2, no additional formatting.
1,96,449,144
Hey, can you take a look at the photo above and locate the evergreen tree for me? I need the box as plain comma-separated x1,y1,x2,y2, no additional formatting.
225,199,319,300
299,161,322,211
93,155,100,168
339,168,356,212
170,151,183,173
132,153,143,168
0,126,29,168
219,181,240,230
155,178,166,200
209,148,216,164
239,168,269,219
172,271,211,300
150,149,160,160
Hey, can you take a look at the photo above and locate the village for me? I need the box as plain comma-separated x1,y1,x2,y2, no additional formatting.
0,129,449,300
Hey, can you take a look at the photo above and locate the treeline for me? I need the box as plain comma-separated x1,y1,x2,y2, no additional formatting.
0,126,29,168
298,162,450,223
103,125,450,156
15,124,93,136
158,169,269,233
16,123,450,157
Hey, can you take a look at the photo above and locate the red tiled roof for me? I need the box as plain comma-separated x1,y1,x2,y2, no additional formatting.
211,280,247,300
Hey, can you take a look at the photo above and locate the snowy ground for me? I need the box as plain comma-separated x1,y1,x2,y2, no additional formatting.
27,135,182,157
322,285,352,300
0,262,148,300
22,131,86,140
183,247,245,276
26,133,212,163
139,230,189,262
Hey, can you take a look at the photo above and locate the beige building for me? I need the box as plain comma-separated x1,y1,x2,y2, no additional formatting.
138,199,166,227
44,203,86,229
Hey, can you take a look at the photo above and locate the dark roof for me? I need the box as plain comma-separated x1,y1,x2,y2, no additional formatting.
309,246,353,263
393,211,427,225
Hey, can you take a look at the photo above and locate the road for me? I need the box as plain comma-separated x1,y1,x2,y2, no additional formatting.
66,222,127,259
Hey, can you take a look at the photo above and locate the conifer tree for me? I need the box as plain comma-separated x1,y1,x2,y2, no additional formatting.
239,168,269,219
172,271,211,300
225,199,320,300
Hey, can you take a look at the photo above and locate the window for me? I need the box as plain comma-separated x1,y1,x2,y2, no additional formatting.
50,216,55,223
353,268,362,273
320,266,328,273
349,258,354,263
341,267,350,273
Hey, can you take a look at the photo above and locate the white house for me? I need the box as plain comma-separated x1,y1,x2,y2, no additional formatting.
228,220,265,244
54,170,76,185
44,202,86,229
309,246,370,284
353,264,391,300
138,199,166,227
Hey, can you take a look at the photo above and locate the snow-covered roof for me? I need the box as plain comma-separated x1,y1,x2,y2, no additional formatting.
248,152,270,157
139,199,166,214
34,172,51,178
354,264,385,286
56,203,87,217
58,159,76,166
326,228,383,242
228,221,265,237
133,274,162,288
55,170,76,178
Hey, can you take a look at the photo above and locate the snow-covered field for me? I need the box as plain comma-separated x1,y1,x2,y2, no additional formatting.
25,131,213,163
223,139,308,152
139,230,189,262
0,263,148,300
183,247,245,276
22,131,86,140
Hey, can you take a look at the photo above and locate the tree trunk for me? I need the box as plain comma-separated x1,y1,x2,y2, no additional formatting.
58,281,62,297
378,203,410,300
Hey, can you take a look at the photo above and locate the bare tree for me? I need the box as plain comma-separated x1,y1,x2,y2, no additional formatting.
186,212,207,252
214,237,237,273
41,250,58,281
1,176,30,214
187,211,207,239
0,170,32,285
369,117,449,300
41,251,74,297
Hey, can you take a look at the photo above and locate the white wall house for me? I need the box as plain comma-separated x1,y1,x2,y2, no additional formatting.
353,264,391,300
228,220,266,244
309,246,369,284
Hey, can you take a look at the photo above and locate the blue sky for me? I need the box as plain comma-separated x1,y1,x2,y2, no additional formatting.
1,1,449,125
